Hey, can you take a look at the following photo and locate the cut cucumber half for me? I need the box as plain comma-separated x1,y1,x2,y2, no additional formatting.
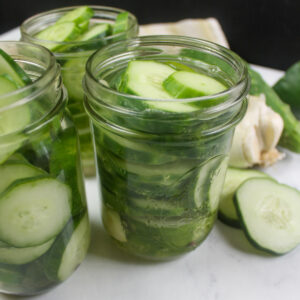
0,161,45,194
219,168,269,228
0,177,72,247
35,22,81,51
0,238,54,265
163,70,227,99
234,178,300,255
0,48,32,87
44,212,90,281
56,6,94,26
76,23,111,41
102,206,127,242
112,12,129,34
119,60,196,112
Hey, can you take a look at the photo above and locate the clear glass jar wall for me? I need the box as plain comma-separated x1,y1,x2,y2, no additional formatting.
0,42,89,295
20,6,139,176
84,36,249,260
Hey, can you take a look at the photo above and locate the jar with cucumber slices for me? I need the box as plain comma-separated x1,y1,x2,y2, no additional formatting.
0,42,90,295
84,36,249,260
20,6,139,176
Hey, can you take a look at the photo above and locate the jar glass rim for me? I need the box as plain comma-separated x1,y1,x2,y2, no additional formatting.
20,5,138,58
84,35,249,115
0,41,58,112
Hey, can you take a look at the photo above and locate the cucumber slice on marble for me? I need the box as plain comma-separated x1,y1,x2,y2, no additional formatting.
44,212,90,281
0,49,32,86
218,168,269,228
163,70,226,98
234,178,300,255
0,238,54,265
0,177,71,247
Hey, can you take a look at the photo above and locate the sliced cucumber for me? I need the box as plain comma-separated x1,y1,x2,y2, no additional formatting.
0,74,18,96
0,48,32,86
0,135,27,164
44,212,90,281
192,156,225,209
102,206,127,242
0,177,71,247
0,238,54,265
208,157,228,212
50,126,86,216
234,178,300,255
163,70,227,98
5,153,28,163
0,161,45,194
76,23,111,41
219,168,269,228
61,57,87,103
35,22,81,51
56,6,94,26
112,12,129,34
119,60,196,112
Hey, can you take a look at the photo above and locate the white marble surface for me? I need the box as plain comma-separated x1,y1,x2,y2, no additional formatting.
1,28,300,300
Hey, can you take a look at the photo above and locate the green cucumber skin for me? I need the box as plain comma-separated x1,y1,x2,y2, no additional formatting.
43,212,89,282
112,12,129,35
248,66,300,153
233,178,300,256
218,211,241,228
50,126,86,217
56,6,94,26
273,61,300,118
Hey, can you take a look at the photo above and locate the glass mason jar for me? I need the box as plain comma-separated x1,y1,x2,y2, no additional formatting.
20,6,139,177
84,36,249,260
0,42,89,295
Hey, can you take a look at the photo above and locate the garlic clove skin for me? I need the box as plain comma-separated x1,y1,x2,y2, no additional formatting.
229,94,284,168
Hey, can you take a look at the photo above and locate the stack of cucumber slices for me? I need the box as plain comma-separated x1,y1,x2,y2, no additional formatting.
35,6,130,51
116,60,227,112
218,168,300,255
0,49,90,287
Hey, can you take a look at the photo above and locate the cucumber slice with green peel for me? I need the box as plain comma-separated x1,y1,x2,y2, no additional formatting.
119,60,196,112
192,156,225,209
44,212,90,281
61,57,87,103
163,71,227,99
56,6,94,26
76,23,112,41
234,178,300,255
0,177,71,247
50,126,86,216
102,206,127,242
35,22,81,51
0,135,27,164
112,12,129,34
0,74,19,95
0,238,54,265
218,168,269,228
0,49,32,87
208,157,228,212
0,161,45,194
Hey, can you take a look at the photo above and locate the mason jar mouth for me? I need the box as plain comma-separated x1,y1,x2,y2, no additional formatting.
20,6,139,59
0,41,66,138
84,35,249,117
